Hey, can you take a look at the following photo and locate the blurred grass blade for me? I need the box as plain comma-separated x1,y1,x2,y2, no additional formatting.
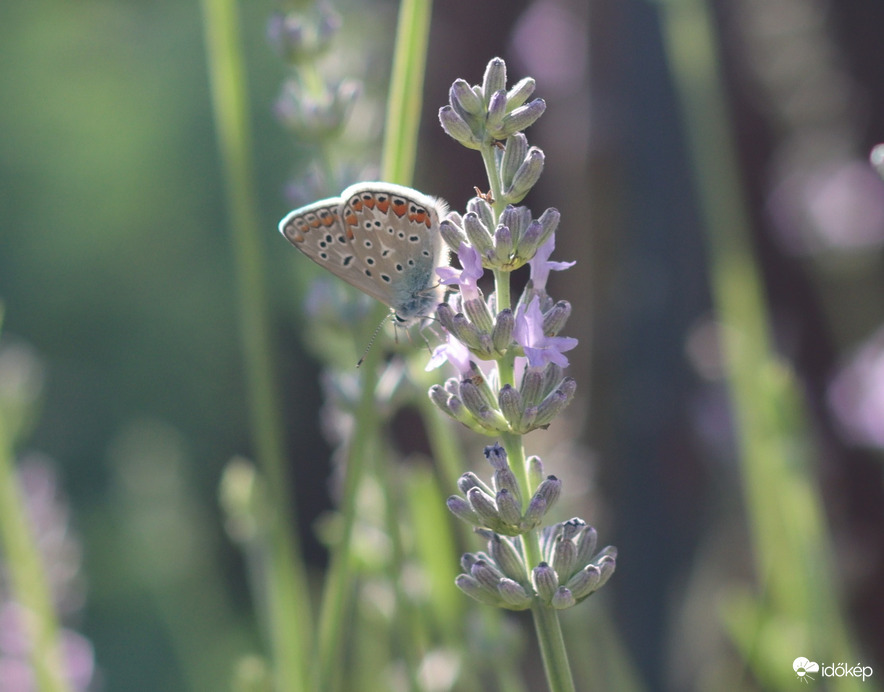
381,0,434,185
659,0,859,688
0,311,72,692
199,0,311,689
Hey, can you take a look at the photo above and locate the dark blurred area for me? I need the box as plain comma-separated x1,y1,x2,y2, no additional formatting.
1,0,883,690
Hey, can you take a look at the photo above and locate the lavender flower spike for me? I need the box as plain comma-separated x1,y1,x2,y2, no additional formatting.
437,242,484,303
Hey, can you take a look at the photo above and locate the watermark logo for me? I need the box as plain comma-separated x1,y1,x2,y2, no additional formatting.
793,657,874,683
793,658,819,683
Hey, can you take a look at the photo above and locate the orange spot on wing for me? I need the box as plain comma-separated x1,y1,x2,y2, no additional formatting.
376,197,390,213
391,199,408,217
410,211,431,227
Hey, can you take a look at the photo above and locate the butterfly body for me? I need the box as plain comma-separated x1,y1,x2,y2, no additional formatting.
279,182,448,323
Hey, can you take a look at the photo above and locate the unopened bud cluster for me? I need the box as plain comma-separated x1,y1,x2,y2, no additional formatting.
440,201,559,272
267,3,341,64
448,446,617,611
439,57,546,154
430,362,576,436
271,2,360,142
446,444,561,534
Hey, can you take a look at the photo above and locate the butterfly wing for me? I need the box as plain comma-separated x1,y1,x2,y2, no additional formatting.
278,195,394,307
339,183,449,320
279,183,450,321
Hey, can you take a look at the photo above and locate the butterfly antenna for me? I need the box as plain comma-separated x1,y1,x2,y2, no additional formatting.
356,312,394,368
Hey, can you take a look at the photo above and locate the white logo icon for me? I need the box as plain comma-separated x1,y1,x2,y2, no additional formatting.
794,657,820,683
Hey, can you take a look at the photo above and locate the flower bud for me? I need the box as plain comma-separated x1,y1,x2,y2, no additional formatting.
551,587,576,610
467,197,496,233
543,301,571,336
524,476,561,529
595,548,618,590
492,98,546,138
541,363,564,398
565,565,601,601
505,77,536,111
496,488,522,529
439,105,482,149
486,90,509,134
467,486,500,528
519,366,545,406
519,406,538,433
533,562,559,603
463,297,494,334
439,218,466,253
492,463,522,507
528,455,544,488
472,559,505,591
498,384,522,429
491,308,514,353
462,212,494,258
493,224,515,268
575,524,598,568
450,78,485,116
499,205,532,246
503,147,545,204
455,573,500,606
490,533,525,582
497,578,532,609
450,313,484,351
447,496,480,526
481,58,507,105
457,471,492,497
533,379,576,428
552,534,578,582
500,133,529,191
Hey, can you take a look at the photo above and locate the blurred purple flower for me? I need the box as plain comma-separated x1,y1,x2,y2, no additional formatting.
513,297,577,368
768,159,884,254
528,234,574,291
437,243,483,302
828,326,884,448
0,458,94,691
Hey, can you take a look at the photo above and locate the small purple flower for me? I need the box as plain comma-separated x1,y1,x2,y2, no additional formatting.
529,235,574,291
426,331,473,377
437,243,484,302
514,297,577,368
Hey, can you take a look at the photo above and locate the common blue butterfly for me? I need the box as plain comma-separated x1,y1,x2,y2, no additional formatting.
279,182,449,324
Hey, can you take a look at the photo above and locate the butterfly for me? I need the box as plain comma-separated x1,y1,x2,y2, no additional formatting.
278,182,449,324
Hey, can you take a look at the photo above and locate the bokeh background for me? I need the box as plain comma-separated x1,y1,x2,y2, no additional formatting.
2,0,884,690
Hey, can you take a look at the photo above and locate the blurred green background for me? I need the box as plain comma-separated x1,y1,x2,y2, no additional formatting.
2,0,884,690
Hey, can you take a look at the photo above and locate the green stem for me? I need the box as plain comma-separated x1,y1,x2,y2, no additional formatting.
200,1,310,689
381,0,434,185
313,325,384,692
485,130,574,686
530,603,576,692
0,417,72,692
480,142,505,215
